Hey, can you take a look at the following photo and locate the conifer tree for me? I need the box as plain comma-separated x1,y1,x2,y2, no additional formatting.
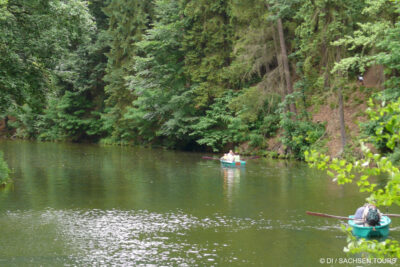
38,0,110,142
227,0,282,123
102,0,154,141
124,0,196,148
180,0,233,108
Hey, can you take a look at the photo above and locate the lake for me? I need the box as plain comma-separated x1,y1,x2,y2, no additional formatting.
0,141,398,266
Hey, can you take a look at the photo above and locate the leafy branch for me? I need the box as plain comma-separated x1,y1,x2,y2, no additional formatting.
305,97,400,257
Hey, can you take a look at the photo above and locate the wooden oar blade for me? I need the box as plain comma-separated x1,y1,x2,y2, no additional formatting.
307,211,400,220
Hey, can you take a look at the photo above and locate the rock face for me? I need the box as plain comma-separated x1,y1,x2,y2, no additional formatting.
363,65,385,89
310,65,384,157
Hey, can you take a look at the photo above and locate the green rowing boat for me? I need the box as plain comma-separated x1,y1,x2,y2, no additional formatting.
220,160,246,167
348,215,391,238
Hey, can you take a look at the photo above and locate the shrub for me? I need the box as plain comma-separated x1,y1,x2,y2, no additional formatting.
190,91,248,152
280,112,325,160
248,132,265,148
260,114,280,137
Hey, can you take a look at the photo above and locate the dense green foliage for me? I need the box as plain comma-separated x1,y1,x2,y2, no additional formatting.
36,0,108,142
0,0,104,141
1,0,400,257
306,97,400,257
122,0,194,148
0,0,399,159
280,111,325,160
102,0,155,142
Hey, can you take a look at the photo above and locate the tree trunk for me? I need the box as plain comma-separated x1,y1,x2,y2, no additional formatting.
272,25,287,104
277,17,296,114
336,48,346,154
338,86,346,153
321,38,330,89
4,116,8,130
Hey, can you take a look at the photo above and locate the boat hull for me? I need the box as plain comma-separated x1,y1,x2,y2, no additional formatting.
348,215,391,238
220,160,246,167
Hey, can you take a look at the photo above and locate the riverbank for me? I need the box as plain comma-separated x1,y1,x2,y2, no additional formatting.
0,84,379,161
0,88,371,162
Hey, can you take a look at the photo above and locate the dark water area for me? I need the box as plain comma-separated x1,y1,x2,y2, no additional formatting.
0,141,399,266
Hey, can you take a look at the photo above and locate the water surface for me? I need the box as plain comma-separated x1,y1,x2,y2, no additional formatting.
0,141,398,266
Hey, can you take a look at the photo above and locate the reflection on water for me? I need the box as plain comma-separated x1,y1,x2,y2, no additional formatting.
222,167,241,203
1,141,400,266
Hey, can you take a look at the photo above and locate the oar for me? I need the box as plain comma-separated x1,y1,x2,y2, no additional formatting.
202,156,220,160
382,213,400,218
307,211,400,219
306,211,352,220
242,155,260,160
202,155,260,161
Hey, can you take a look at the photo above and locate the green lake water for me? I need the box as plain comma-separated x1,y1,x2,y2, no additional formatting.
0,141,399,266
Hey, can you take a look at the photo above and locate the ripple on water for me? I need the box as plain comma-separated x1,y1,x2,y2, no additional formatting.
44,209,247,266
1,209,344,266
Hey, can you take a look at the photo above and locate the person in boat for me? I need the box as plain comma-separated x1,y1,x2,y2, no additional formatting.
354,203,382,226
221,150,240,163
226,150,235,162
229,150,242,162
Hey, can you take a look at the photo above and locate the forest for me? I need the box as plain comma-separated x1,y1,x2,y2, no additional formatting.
1,0,400,161
2,0,400,259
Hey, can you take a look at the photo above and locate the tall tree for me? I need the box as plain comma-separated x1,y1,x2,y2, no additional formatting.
276,17,296,114
295,0,366,154
180,0,233,108
124,0,197,148
228,0,282,117
267,0,298,114
102,0,154,141
37,0,110,142
332,0,399,100
0,0,96,137
295,0,366,88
